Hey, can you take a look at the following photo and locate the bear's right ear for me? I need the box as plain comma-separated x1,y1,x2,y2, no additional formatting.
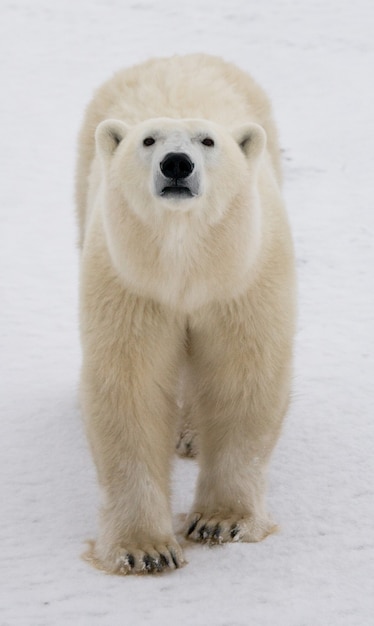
95,119,129,162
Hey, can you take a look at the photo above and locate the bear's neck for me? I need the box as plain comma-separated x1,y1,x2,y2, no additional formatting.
102,200,261,312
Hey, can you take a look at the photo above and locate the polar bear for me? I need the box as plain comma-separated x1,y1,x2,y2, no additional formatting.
76,54,296,575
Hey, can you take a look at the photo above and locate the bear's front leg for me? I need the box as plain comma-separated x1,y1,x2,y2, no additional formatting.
185,292,295,545
80,273,185,574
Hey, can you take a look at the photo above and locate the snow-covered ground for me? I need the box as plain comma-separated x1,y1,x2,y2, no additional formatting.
1,1,373,624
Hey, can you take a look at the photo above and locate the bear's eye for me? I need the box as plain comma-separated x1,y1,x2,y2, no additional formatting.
143,137,156,147
201,137,215,147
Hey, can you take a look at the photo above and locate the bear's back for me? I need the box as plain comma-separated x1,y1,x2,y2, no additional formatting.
93,55,266,124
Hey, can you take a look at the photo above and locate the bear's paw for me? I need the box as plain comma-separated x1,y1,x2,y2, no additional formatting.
185,512,278,545
84,539,186,575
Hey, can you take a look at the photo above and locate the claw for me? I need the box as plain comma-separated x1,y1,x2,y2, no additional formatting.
230,524,240,539
199,524,209,540
143,554,154,572
127,553,135,568
187,516,200,536
212,524,222,543
169,547,180,569
160,553,170,568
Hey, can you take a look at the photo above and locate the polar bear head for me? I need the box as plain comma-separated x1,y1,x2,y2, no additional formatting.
93,116,267,309
95,117,266,225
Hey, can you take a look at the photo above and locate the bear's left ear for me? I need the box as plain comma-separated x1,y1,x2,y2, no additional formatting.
232,123,266,161
95,119,130,163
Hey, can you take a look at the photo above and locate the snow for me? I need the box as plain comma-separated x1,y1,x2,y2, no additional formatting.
1,0,373,624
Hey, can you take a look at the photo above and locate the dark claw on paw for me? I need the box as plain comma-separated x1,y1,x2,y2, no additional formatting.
160,553,170,568
199,524,208,540
154,557,164,572
212,525,222,541
169,548,179,568
127,553,135,568
230,524,240,539
143,554,154,572
187,518,200,536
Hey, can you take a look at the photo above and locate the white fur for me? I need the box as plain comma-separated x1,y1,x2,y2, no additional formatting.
76,54,296,575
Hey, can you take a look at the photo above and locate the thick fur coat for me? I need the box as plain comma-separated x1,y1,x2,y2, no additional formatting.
76,54,296,575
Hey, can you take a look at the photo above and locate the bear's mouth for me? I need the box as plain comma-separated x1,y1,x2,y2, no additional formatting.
161,185,194,199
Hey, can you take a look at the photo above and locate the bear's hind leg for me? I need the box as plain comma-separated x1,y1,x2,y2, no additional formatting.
176,355,199,458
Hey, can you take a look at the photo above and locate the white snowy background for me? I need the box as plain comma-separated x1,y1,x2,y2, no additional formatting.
1,0,373,624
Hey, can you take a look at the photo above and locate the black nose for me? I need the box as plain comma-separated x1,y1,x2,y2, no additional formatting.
160,152,194,179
